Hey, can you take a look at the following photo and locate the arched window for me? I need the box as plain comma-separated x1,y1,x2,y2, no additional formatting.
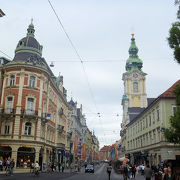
10,75,15,86
29,76,35,87
133,82,138,93
24,122,32,135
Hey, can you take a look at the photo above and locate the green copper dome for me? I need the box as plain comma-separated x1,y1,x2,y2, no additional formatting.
126,34,143,72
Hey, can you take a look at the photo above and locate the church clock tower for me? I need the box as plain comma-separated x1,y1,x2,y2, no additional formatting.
122,34,147,109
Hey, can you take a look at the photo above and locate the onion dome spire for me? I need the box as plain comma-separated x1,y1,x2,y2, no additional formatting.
126,34,143,72
27,18,35,37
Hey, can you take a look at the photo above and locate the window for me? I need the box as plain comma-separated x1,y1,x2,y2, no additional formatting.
133,82,138,93
149,115,151,126
29,76,35,87
10,75,15,86
4,125,10,134
172,106,177,115
157,109,160,121
24,122,32,135
5,97,13,113
26,98,34,114
153,111,155,124
146,117,148,128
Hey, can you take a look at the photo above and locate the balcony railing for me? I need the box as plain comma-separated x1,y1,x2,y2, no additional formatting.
41,113,50,123
22,109,38,116
67,132,72,138
0,108,15,115
57,125,64,133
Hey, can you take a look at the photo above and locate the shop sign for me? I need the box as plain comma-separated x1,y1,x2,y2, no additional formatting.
46,113,51,120
20,145,34,148
0,144,8,146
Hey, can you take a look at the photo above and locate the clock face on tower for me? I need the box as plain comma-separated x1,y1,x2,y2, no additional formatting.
133,73,138,78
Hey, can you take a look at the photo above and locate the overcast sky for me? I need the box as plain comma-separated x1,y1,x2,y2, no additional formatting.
1,0,180,148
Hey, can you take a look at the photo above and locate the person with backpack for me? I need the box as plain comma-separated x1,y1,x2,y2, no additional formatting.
106,163,112,180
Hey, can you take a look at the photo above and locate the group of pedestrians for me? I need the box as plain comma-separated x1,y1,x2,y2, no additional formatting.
0,158,15,176
47,161,65,173
123,164,138,179
121,163,178,180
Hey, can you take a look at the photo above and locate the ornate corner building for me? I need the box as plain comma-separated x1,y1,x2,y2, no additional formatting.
0,22,72,168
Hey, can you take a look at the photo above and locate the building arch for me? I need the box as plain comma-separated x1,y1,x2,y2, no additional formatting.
17,147,35,168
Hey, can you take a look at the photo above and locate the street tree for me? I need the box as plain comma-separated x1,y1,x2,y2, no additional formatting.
165,1,180,144
165,85,180,144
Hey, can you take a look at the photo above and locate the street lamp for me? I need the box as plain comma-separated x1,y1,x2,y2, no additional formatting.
0,9,5,17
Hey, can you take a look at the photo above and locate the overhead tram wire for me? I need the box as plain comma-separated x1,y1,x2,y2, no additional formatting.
0,50,13,60
48,0,107,140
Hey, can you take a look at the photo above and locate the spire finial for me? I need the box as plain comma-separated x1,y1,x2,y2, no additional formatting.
31,18,33,24
131,27,135,39
131,33,134,39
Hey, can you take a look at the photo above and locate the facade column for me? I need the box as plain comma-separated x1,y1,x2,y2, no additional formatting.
42,147,47,163
14,70,25,139
11,145,19,168
0,73,7,107
35,146,41,163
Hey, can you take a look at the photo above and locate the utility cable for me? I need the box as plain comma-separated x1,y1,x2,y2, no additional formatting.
0,50,12,59
48,0,107,142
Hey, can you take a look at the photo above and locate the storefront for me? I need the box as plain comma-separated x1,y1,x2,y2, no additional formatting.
17,147,35,168
0,146,12,161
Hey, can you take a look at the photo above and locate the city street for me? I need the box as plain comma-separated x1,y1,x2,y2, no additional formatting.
0,164,146,180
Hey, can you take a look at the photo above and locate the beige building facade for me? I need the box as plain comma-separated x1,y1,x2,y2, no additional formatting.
126,80,180,165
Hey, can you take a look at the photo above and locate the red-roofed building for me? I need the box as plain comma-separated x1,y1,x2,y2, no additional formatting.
126,80,180,166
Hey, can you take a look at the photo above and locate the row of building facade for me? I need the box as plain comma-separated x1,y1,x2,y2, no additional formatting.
120,34,180,166
0,22,99,169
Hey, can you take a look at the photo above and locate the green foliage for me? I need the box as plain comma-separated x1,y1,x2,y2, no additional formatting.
165,108,180,144
173,84,180,105
165,85,180,144
168,22,180,64
113,159,122,169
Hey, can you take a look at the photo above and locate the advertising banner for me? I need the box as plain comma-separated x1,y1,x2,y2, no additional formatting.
74,136,78,154
82,144,86,159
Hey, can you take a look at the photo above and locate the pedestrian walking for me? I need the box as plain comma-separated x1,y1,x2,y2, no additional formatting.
106,163,112,180
0,159,3,171
61,162,65,172
58,161,61,172
132,165,136,178
9,159,15,176
51,162,54,172
163,166,176,180
123,165,128,180
144,164,152,180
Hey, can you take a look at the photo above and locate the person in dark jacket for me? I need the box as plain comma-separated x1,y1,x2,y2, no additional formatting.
106,163,112,180
123,165,128,180
132,165,136,178
144,164,152,180
9,159,15,175
163,166,176,180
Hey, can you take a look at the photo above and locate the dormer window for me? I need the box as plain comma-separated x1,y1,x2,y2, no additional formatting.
29,76,35,87
10,75,15,86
